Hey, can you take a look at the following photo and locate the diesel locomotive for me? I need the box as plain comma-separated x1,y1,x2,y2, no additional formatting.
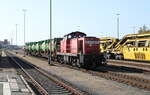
25,31,106,69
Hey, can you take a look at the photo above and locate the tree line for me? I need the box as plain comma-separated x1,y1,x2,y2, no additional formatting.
138,25,150,33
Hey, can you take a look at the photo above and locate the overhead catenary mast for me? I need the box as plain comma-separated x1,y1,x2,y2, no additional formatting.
16,24,18,46
48,0,52,65
22,9,27,57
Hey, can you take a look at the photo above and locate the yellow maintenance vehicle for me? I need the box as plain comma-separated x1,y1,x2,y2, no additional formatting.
122,35,150,61
100,37,119,58
111,33,150,59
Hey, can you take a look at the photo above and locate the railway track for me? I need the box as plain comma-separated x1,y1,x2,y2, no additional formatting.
57,64,150,91
17,50,150,73
107,59,150,72
9,50,150,91
6,51,83,95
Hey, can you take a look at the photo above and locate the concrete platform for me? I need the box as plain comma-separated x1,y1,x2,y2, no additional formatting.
0,72,33,95
0,51,34,95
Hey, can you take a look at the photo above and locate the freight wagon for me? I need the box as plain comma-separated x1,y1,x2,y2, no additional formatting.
25,38,62,58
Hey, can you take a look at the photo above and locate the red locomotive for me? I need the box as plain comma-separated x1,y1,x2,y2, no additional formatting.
57,31,106,69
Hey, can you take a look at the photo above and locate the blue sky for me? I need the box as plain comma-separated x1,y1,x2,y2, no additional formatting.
0,0,150,45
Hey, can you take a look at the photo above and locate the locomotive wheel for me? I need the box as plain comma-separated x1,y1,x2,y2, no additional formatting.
60,57,64,64
91,62,97,69
72,62,76,66
76,63,81,68
71,58,76,66
76,59,81,68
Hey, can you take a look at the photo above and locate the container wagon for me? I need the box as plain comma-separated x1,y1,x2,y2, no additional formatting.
25,38,62,58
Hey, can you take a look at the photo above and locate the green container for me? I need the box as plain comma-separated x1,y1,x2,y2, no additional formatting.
38,41,43,52
28,43,32,51
39,40,47,52
25,43,29,50
31,42,36,51
47,39,54,52
26,38,62,53
53,38,63,52
35,42,40,51
29,43,32,51
45,40,50,51
40,41,46,52
26,43,31,51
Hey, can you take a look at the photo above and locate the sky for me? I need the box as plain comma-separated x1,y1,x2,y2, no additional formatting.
0,0,150,45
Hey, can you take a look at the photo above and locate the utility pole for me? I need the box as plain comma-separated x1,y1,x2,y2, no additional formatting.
16,24,18,46
11,38,13,45
48,0,52,65
11,30,14,45
116,14,120,39
23,9,27,57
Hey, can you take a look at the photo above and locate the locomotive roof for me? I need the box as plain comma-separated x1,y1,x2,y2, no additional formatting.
64,31,86,37
85,36,97,38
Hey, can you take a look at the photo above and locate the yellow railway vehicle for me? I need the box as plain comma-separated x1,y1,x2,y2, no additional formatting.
100,37,119,58
100,37,118,52
110,33,150,59
123,37,150,61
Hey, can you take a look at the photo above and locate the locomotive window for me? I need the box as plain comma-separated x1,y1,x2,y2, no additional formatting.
125,41,135,47
138,41,146,47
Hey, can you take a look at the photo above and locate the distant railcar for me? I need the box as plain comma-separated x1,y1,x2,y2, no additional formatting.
57,31,106,68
